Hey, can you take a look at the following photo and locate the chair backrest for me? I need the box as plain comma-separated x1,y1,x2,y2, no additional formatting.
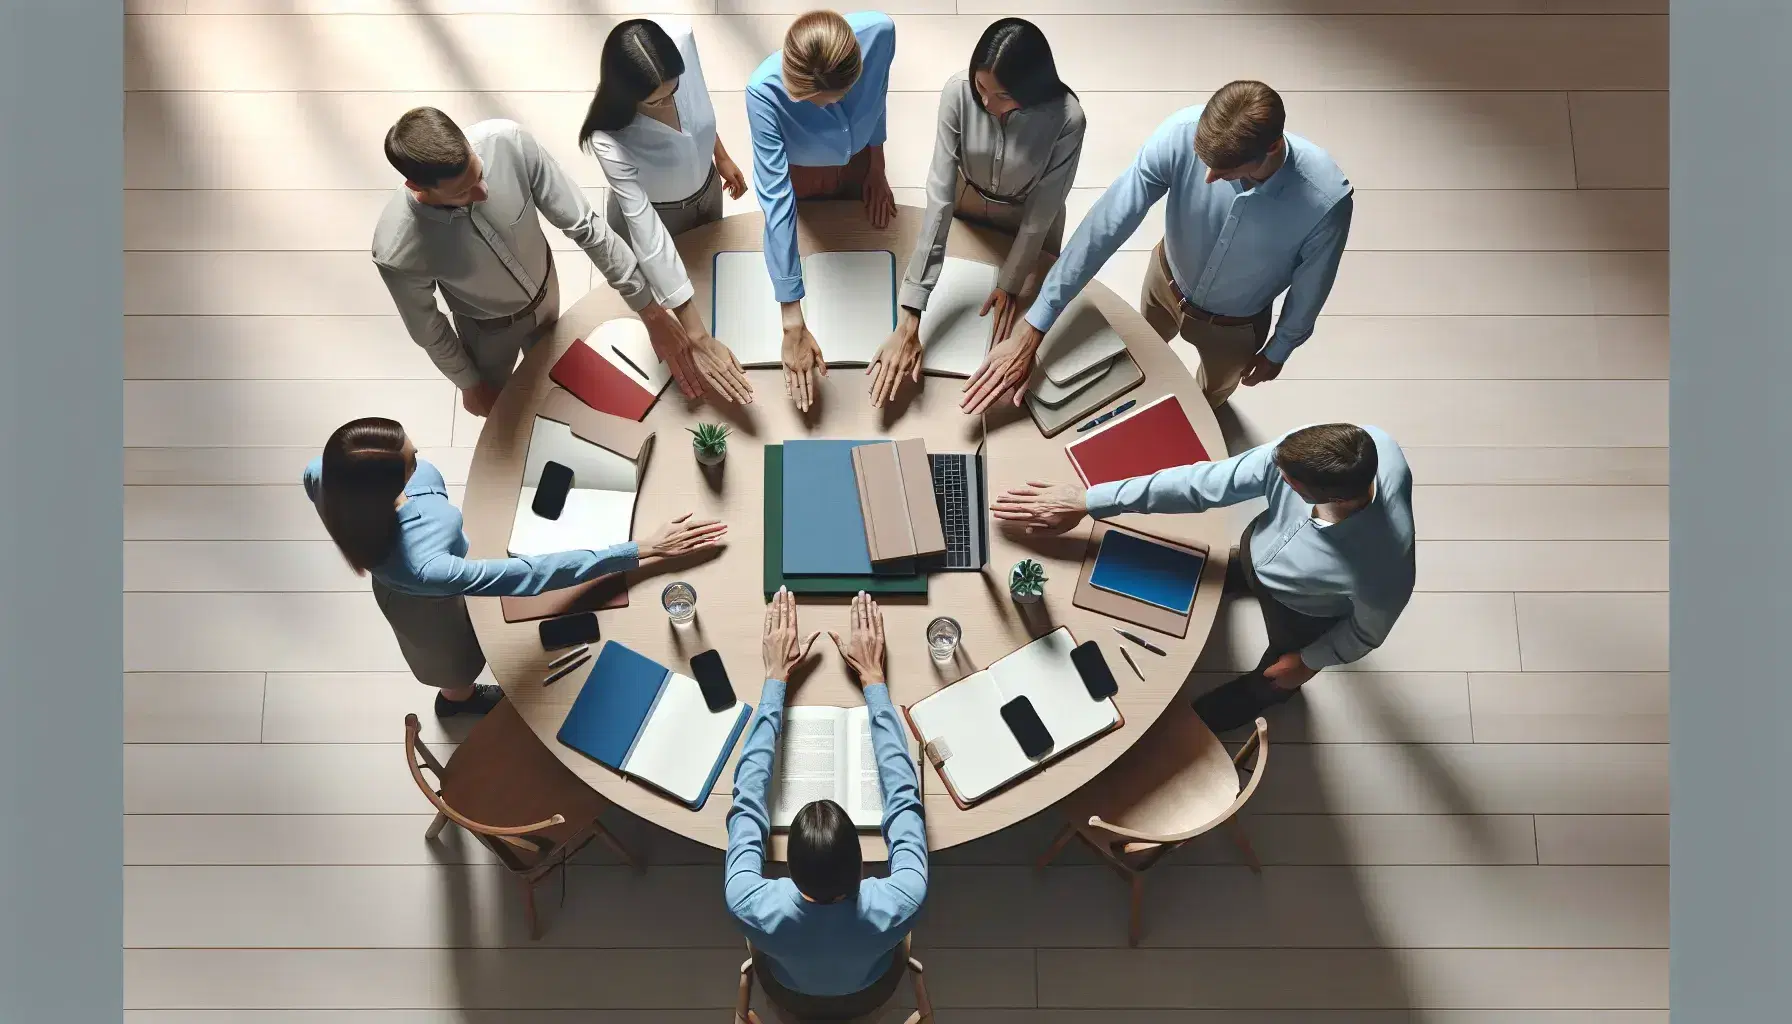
746,938,915,1024
1087,716,1270,849
402,713,565,864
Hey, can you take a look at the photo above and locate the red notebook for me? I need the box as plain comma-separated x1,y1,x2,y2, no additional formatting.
1065,394,1210,488
550,338,657,422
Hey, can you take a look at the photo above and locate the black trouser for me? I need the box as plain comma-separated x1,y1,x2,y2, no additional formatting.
1223,518,1342,682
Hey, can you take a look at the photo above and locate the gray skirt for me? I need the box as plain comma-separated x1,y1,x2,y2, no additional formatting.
371,578,488,690
604,163,724,244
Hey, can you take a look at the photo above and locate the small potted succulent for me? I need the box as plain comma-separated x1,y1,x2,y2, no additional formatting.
687,422,731,467
1008,558,1048,605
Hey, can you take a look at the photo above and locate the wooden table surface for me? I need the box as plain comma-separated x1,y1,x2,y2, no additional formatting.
462,202,1235,860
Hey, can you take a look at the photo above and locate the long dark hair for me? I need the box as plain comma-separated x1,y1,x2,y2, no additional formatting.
317,417,411,575
968,18,1072,110
579,19,686,151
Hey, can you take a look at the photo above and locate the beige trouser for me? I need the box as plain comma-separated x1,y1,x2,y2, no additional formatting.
1139,240,1272,407
451,268,562,392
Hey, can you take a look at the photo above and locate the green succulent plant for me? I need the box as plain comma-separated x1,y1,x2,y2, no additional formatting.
687,422,731,457
1009,558,1048,597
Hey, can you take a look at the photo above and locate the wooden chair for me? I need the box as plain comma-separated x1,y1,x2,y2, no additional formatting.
1037,702,1269,946
734,936,933,1024
404,697,640,940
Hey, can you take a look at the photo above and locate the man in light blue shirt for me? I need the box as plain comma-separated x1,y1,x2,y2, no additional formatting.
991,423,1414,734
726,589,928,1011
963,80,1353,414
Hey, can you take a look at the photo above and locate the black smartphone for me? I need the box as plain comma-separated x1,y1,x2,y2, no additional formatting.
1070,640,1119,699
532,461,574,520
690,649,735,713
1000,696,1054,760
538,612,599,651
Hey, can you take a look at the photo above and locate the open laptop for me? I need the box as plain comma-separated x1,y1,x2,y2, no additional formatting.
926,440,990,572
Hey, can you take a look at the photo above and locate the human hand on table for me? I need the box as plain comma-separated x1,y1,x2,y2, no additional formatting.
762,586,822,683
981,287,1020,351
638,513,728,563
639,303,706,400
990,479,1089,534
781,315,828,413
867,310,923,407
961,321,1043,414
828,591,887,688
862,171,895,229
687,324,755,405
460,382,500,418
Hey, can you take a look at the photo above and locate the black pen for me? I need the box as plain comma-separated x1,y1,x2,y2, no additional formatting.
542,653,591,688
1114,627,1167,656
611,345,651,382
546,645,590,670
1076,399,1136,433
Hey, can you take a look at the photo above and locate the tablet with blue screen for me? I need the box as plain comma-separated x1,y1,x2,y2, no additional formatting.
1087,529,1206,616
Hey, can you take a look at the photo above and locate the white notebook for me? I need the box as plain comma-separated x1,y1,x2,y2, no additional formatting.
769,705,923,830
1036,293,1127,386
592,316,673,396
508,416,641,557
624,673,750,808
710,250,896,367
905,627,1120,806
917,257,1001,378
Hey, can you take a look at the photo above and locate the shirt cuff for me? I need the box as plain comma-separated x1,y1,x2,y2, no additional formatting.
618,281,655,313
1296,643,1342,671
771,275,806,305
862,682,894,709
660,279,696,311
760,678,790,704
1261,331,1304,365
609,541,641,567
446,365,486,392
897,281,933,314
1023,298,1061,334
1084,481,1126,520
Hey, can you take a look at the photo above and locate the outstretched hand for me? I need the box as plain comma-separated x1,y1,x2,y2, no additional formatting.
827,591,887,687
989,479,1089,534
762,587,821,683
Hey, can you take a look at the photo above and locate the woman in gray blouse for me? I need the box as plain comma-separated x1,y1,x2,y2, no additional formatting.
869,18,1085,406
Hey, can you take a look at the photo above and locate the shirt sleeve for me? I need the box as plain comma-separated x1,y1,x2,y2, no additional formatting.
896,80,965,314
858,19,894,149
1084,441,1277,519
1300,568,1413,669
1262,193,1353,364
1023,117,1179,334
746,88,805,304
864,683,927,924
515,124,652,312
375,262,480,390
405,541,640,598
591,136,697,309
724,677,786,926
997,108,1085,297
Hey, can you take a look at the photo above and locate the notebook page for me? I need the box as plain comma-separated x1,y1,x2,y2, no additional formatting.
917,257,999,378
710,251,784,367
843,705,923,828
769,707,847,828
987,628,1119,749
509,487,638,557
802,251,896,366
905,671,1030,804
521,417,641,493
624,672,747,807
592,316,672,396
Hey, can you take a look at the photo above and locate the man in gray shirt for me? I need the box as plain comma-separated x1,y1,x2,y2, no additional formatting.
373,107,736,416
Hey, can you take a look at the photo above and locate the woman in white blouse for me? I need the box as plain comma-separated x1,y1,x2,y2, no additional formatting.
580,19,754,404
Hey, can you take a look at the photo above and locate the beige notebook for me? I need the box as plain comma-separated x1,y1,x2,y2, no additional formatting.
851,439,947,564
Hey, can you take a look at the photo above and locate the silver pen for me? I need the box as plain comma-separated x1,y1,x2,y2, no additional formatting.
1113,627,1167,656
546,644,590,669
542,653,591,688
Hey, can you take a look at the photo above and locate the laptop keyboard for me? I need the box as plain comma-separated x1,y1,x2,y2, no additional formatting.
930,455,974,570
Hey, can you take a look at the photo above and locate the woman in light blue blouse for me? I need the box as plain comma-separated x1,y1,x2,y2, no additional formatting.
745,9,897,411
305,417,726,717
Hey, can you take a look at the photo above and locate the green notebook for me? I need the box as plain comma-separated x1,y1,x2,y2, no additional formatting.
764,444,928,597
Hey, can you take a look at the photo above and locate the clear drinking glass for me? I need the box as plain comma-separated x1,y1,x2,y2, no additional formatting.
926,616,962,661
661,582,697,624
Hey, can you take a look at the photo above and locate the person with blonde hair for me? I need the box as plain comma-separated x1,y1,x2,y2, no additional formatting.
745,10,897,411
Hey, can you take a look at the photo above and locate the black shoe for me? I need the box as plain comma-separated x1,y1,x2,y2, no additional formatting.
1192,673,1296,734
435,683,504,718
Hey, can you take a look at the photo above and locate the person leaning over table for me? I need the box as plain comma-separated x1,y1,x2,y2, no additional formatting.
304,417,727,719
577,19,755,406
962,80,1354,415
371,107,716,420
746,9,898,412
868,16,1086,408
990,423,1414,735
725,589,928,1013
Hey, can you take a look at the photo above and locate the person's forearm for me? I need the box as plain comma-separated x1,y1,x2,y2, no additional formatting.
1264,199,1352,364
865,144,887,181
420,543,640,598
865,683,928,906
1085,444,1274,519
378,266,481,390
724,678,786,915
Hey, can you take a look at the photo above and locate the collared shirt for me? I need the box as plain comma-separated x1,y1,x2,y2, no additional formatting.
584,19,719,309
1084,426,1415,669
372,119,652,390
745,11,896,303
1024,105,1353,364
899,70,1085,308
725,678,928,997
302,457,638,599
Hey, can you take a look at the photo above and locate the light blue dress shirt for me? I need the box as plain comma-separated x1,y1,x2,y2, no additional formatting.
303,457,638,598
1085,426,1415,669
725,678,928,997
1025,105,1353,364
745,11,896,303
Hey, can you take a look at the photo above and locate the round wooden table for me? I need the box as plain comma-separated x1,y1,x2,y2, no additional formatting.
463,203,1234,860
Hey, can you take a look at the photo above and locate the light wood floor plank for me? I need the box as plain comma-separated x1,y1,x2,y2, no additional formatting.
1286,316,1669,381
1412,487,1668,540
124,673,266,743
1189,671,1472,743
1398,447,1667,486
1196,592,1521,673
1416,541,1666,592
126,592,408,672
125,314,434,379
1534,815,1669,865
959,1,1667,11
1034,948,1668,1009
1569,91,1668,188
126,743,431,814
1226,380,1667,447
1515,593,1668,671
126,540,360,592
1252,744,1668,815
1469,672,1668,742
263,671,484,743
125,379,455,447
125,1013,729,1024
126,446,473,486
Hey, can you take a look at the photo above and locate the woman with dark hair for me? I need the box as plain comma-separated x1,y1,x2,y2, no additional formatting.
303,417,727,717
580,19,754,404
868,17,1085,407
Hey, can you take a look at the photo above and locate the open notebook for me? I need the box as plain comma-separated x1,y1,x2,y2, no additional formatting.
769,706,922,831
508,414,645,557
903,627,1122,808
710,250,896,367
916,257,1000,377
556,641,751,811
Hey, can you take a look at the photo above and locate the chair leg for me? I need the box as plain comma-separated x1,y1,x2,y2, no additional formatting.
909,955,933,1023
1226,817,1263,874
1036,820,1078,869
423,811,450,841
521,877,542,941
1128,871,1145,948
735,958,754,1024
591,817,643,872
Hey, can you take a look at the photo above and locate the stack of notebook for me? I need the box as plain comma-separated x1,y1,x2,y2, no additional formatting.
1024,295,1145,438
764,440,929,596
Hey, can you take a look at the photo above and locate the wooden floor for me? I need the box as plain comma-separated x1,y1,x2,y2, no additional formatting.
122,2,1668,1020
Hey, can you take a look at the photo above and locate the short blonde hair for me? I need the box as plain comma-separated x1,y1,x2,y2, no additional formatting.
782,11,862,98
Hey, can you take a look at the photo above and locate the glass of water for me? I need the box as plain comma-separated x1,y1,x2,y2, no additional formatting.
926,616,962,661
661,581,697,624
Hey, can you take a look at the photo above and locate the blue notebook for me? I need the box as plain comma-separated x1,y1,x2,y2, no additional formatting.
557,641,751,810
782,439,879,576
1087,529,1205,616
